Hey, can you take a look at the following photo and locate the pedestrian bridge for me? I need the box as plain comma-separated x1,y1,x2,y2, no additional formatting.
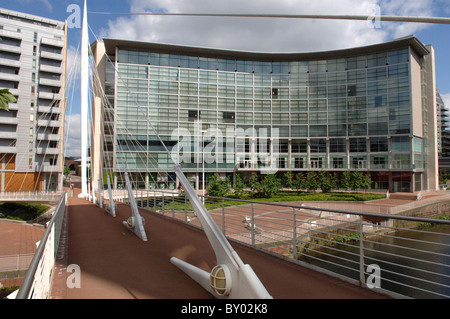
8,181,450,299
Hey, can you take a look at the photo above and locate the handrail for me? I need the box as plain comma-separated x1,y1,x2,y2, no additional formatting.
135,189,450,299
201,194,450,225
15,193,67,299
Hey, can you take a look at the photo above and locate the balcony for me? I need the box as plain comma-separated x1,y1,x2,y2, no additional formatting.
0,57,20,68
37,133,60,141
39,64,63,74
0,43,21,55
0,29,23,41
41,37,64,48
0,117,18,125
7,103,18,111
39,77,62,87
0,132,17,139
0,145,16,153
0,72,20,82
36,147,60,155
38,92,62,100
36,163,61,172
37,106,61,114
37,119,60,128
40,50,63,61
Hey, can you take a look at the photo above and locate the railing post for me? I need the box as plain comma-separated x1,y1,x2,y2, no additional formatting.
251,203,255,246
162,192,165,216
222,199,225,235
184,193,187,222
154,190,156,212
293,207,297,260
172,193,175,218
359,215,365,287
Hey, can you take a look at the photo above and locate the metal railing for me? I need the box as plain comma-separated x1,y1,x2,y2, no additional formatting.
15,193,67,299
123,189,450,299
0,254,34,273
0,191,64,202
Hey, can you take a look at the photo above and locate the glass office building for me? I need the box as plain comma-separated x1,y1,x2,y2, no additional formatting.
91,36,439,193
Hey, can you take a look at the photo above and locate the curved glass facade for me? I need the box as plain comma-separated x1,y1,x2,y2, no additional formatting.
93,37,437,192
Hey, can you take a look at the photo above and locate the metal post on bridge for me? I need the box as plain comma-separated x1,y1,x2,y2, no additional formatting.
106,174,116,217
122,172,148,242
98,178,103,208
359,215,365,287
293,207,297,260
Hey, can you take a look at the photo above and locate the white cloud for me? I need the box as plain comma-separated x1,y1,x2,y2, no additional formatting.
100,0,439,53
66,45,81,84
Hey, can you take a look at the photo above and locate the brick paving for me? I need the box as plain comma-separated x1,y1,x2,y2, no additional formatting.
0,221,45,289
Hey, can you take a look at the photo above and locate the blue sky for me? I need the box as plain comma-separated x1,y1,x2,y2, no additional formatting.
2,0,450,156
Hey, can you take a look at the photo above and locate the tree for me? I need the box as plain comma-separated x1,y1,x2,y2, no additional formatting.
233,173,246,198
260,174,281,198
248,172,262,196
0,89,17,112
282,171,294,190
318,171,333,193
63,166,70,177
306,172,319,191
361,174,372,190
350,171,364,190
294,172,307,192
340,171,352,190
207,173,229,197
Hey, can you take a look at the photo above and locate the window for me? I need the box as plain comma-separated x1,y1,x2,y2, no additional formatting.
277,157,286,168
350,138,367,153
291,140,307,153
188,110,200,122
294,157,305,168
272,88,278,99
223,112,235,123
347,85,356,97
370,137,388,152
372,156,386,168
332,158,344,168
279,140,289,153
392,136,410,152
310,139,326,153
330,139,346,153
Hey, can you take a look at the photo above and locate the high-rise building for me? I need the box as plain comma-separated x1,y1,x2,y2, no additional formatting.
0,8,67,192
437,90,450,174
91,35,439,193
437,91,450,156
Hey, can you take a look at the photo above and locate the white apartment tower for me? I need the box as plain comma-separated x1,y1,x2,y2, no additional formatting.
0,8,67,192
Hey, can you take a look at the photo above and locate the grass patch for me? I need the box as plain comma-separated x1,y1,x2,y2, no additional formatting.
0,202,50,221
226,191,386,203
138,191,386,212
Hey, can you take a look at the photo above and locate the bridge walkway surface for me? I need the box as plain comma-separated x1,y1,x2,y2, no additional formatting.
48,180,388,300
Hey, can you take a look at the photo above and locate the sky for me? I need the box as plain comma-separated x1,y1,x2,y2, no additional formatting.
2,0,450,157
